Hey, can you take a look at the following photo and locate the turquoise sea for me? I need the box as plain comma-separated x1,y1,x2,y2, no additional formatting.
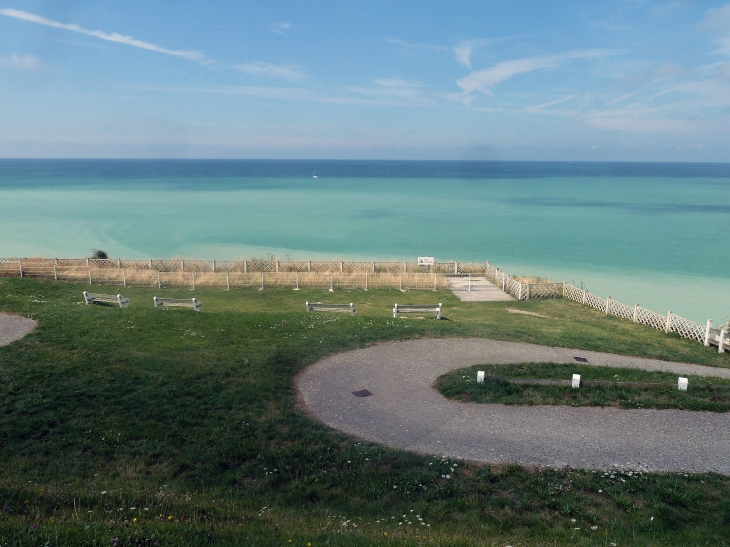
1,159,728,324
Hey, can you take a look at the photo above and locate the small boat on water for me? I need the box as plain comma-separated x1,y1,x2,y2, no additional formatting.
312,170,318,179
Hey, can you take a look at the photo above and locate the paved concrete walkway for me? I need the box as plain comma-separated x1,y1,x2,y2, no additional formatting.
447,276,514,301
297,338,730,474
0,313,36,347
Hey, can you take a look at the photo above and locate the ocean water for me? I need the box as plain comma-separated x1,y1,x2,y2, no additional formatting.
0,159,728,324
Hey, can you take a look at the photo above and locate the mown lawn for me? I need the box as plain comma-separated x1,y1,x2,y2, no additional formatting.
1,278,729,546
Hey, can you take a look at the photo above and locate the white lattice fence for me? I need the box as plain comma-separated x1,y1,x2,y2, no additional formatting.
608,300,635,321
636,307,667,331
669,314,705,343
584,292,607,312
563,284,584,302
457,262,487,274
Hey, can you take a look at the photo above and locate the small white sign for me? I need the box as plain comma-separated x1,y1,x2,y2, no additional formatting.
477,371,485,384
678,377,688,391
418,256,435,266
572,374,581,389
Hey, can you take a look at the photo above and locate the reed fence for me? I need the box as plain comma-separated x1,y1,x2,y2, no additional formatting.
0,257,449,291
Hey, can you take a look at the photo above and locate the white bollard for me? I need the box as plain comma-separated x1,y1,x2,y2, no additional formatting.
678,377,688,391
477,371,485,384
571,374,581,389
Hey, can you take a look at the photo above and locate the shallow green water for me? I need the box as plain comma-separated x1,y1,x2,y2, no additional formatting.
0,160,728,323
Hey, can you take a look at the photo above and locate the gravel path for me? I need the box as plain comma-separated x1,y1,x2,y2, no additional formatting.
0,313,36,347
297,338,730,474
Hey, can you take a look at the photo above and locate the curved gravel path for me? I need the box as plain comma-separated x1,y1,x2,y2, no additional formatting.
297,338,730,474
0,313,36,347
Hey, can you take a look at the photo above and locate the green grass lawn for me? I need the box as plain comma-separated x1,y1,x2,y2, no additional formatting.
1,278,729,546
437,363,730,412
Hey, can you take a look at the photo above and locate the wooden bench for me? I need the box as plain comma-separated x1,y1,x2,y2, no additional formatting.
306,301,355,315
83,291,129,308
393,303,442,319
153,297,201,312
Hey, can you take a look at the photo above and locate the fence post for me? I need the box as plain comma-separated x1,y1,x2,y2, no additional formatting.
181,259,184,272
606,296,611,314
212,260,216,273
665,311,673,333
308,261,312,272
518,284,523,300
526,282,530,300
149,259,153,270
192,272,195,290
399,273,403,292
562,281,566,297
244,260,248,273
582,289,588,305
117,258,121,268
158,271,161,289
340,261,343,273
53,263,58,281
705,319,713,346
123,270,126,288
329,273,334,292
719,328,727,354
88,268,92,285
468,274,471,292
372,261,375,273
434,273,437,291
502,277,506,291
454,261,458,274
276,260,279,273
18,259,23,278
365,273,368,291
403,261,407,273
294,271,299,291
86,257,89,267
226,272,230,291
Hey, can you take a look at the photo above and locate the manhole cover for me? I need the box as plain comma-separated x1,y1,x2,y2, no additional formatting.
574,356,588,363
352,389,373,398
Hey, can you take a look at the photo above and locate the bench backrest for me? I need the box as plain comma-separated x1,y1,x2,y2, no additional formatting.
154,297,201,311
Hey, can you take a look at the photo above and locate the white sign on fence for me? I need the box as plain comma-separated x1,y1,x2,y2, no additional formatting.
418,256,435,266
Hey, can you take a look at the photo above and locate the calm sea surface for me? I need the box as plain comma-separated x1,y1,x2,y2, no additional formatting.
1,159,728,324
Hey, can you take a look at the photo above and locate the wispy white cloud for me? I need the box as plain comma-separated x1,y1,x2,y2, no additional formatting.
457,49,620,97
233,62,305,80
0,8,208,63
454,42,475,68
386,38,451,56
0,52,42,71
267,22,292,35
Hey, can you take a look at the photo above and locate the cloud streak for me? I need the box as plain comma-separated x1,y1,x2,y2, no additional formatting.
233,62,305,80
0,8,208,63
456,49,621,96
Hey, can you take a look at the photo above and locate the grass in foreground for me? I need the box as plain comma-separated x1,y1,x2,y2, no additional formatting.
437,363,730,412
1,278,729,546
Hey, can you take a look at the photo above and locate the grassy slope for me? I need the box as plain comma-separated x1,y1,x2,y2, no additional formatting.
0,278,729,546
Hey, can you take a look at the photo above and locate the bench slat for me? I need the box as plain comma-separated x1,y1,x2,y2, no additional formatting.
154,297,201,311
83,291,129,308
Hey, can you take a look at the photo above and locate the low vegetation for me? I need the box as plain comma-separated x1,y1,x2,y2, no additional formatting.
437,363,730,412
1,278,729,546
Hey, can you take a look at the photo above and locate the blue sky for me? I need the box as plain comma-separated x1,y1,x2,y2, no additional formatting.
2,1,730,160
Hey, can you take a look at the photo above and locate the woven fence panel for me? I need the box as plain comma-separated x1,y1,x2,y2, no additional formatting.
150,260,182,272
88,259,116,269
181,260,213,272
584,292,607,312
276,261,308,272
306,261,338,273
344,262,375,273
636,307,666,331
121,259,153,270
247,260,276,272
18,264,56,279
609,300,635,321
527,283,563,299
457,262,487,274
56,259,88,267
670,314,705,343
372,262,401,274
